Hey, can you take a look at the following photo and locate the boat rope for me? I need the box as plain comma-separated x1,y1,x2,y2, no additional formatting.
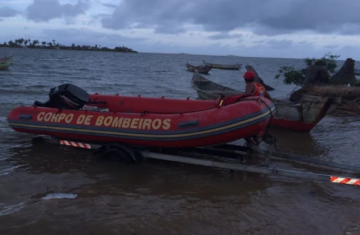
259,98,275,146
139,95,275,146
233,96,275,147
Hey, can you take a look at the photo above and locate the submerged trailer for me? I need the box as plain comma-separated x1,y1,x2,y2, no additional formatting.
31,135,360,186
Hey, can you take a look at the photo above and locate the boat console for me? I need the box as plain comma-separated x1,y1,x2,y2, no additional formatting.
33,84,90,110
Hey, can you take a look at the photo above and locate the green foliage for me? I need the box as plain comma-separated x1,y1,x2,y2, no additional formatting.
0,38,138,53
274,66,304,86
274,53,340,87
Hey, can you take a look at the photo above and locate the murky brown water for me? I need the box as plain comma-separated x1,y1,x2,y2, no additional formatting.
0,48,360,234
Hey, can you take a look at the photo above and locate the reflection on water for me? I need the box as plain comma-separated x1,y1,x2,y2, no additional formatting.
42,193,78,199
268,126,326,156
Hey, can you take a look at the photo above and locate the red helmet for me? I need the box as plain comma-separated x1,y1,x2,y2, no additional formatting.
243,71,255,80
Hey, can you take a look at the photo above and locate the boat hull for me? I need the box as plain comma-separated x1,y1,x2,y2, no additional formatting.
7,95,275,148
191,73,334,132
0,56,12,70
186,63,212,74
203,60,242,70
270,118,315,132
0,64,10,70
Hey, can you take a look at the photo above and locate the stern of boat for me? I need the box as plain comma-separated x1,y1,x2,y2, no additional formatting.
271,95,338,132
300,95,338,123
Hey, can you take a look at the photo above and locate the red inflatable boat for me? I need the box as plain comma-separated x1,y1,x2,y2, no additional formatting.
7,84,275,148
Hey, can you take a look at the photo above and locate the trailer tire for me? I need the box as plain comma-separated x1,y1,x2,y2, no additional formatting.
101,147,133,164
132,148,144,162
31,136,45,144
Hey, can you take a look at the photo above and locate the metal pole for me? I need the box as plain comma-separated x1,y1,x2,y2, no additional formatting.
250,145,360,173
34,136,360,186
141,151,334,182
273,152,360,173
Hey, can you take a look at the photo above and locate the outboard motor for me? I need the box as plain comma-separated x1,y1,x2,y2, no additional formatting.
34,84,90,110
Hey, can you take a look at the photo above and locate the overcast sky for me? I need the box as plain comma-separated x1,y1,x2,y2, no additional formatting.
1,0,360,59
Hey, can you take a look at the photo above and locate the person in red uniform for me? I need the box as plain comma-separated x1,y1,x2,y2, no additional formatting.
242,71,272,145
243,71,272,100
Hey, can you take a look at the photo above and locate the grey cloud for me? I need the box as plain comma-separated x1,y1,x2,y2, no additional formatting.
153,20,187,34
25,0,90,22
252,39,311,50
208,33,243,40
254,40,266,44
103,3,117,8
342,45,360,51
99,0,360,36
259,0,360,34
265,39,293,49
0,7,18,18
296,41,313,48
154,25,186,34
100,0,257,32
251,24,299,36
336,24,360,35
323,45,339,49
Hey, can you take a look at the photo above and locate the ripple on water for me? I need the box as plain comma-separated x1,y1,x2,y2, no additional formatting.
0,165,19,176
0,202,26,217
42,193,78,200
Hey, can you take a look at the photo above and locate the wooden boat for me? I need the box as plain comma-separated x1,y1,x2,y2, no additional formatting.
191,72,336,132
0,55,13,63
186,63,212,74
0,63,10,70
0,55,12,70
203,60,242,70
7,84,275,148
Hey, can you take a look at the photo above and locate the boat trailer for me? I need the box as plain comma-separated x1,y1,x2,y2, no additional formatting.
31,135,360,186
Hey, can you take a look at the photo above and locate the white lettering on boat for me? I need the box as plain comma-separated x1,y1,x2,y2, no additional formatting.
35,112,171,130
94,116,171,130
37,112,74,124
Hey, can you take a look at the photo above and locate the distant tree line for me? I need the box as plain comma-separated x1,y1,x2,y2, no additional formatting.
0,38,138,53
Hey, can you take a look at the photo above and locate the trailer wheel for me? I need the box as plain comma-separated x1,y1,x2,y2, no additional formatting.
132,148,144,162
31,136,45,144
101,147,133,164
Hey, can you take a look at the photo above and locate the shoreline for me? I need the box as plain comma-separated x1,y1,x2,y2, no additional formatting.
0,38,137,53
3,46,360,63
0,45,138,53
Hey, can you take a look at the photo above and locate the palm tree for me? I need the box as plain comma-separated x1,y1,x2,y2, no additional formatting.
32,39,39,47
18,38,24,46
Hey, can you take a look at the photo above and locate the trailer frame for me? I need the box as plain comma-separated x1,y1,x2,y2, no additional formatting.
31,135,360,186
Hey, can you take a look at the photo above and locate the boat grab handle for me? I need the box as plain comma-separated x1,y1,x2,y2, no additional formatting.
178,120,199,128
87,101,107,104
